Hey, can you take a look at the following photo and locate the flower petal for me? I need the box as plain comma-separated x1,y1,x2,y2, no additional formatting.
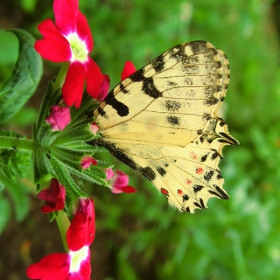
121,61,137,81
62,62,86,108
85,59,103,99
76,11,93,52
120,186,137,193
66,199,95,251
26,253,70,280
46,106,71,131
35,19,71,62
89,122,99,135
37,179,66,213
105,168,114,180
81,156,97,169
96,74,110,102
54,0,78,35
113,170,129,188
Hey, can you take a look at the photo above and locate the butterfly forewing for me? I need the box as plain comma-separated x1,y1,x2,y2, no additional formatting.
91,40,238,213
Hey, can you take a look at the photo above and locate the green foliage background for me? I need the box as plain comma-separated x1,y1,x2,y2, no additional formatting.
1,0,280,279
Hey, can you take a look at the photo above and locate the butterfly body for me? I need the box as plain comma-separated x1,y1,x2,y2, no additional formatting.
90,41,238,213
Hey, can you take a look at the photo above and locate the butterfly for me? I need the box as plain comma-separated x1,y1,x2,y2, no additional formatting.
89,40,238,213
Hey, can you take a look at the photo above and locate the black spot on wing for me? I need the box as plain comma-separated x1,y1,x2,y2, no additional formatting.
140,166,156,181
211,150,221,160
142,77,162,98
157,167,167,177
216,173,223,179
106,96,129,117
208,184,229,200
204,171,214,182
169,45,185,60
189,40,208,54
120,83,129,94
219,132,239,146
152,54,165,72
129,68,145,82
194,199,206,209
183,194,189,201
97,106,106,117
200,153,209,162
193,185,204,193
165,100,181,112
166,115,180,125
200,198,205,208
204,97,219,106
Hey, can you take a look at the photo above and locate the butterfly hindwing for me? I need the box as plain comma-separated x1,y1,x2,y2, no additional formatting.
90,40,238,213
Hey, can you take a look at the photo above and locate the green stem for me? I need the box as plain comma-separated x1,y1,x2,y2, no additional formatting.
56,210,71,252
0,136,35,151
53,62,69,93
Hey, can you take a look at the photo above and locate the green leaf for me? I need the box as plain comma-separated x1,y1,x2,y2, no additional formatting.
33,147,52,183
0,195,11,234
0,131,32,180
0,29,43,124
1,175,30,222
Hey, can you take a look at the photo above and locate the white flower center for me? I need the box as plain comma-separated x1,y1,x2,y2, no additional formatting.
66,33,88,63
69,246,89,273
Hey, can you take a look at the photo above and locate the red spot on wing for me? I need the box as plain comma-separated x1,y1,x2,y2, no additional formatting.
189,151,197,160
161,188,169,196
186,179,192,185
177,189,183,195
196,167,203,174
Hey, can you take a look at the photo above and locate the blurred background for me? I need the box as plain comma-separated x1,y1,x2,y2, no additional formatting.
1,0,280,279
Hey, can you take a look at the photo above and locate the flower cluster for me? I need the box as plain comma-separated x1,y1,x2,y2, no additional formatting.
27,197,94,279
27,0,138,278
35,0,103,108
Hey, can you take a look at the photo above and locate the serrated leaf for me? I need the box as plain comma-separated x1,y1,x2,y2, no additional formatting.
50,158,86,198
0,29,43,123
33,148,52,183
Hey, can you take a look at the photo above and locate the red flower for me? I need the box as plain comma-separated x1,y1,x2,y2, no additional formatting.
35,0,103,108
110,170,137,194
27,198,95,279
81,156,97,169
46,105,71,131
37,178,66,213
96,74,110,102
121,61,137,81
67,198,95,251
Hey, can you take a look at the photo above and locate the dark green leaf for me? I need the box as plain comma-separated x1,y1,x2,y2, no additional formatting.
0,29,43,123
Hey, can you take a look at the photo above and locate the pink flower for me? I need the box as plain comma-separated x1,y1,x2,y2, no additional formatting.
27,198,95,280
37,178,66,213
35,0,103,108
89,122,99,135
121,61,137,81
105,168,114,180
110,170,137,194
81,156,97,169
46,105,71,131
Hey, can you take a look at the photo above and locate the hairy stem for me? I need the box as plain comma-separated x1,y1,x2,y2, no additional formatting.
0,136,35,151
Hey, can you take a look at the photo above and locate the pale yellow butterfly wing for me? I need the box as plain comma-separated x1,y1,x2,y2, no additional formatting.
90,41,238,213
